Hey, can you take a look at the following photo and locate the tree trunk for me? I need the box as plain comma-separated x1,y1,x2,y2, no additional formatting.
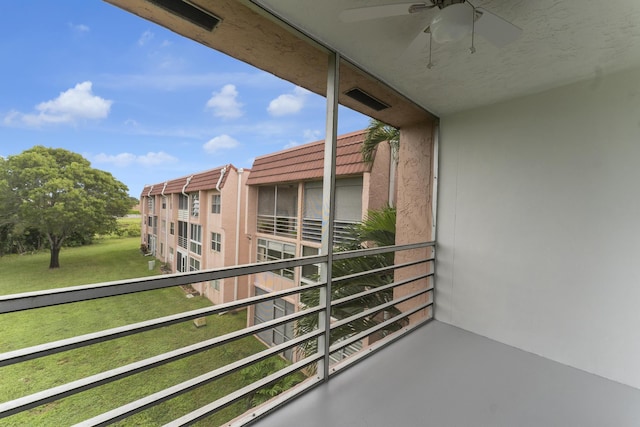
49,244,61,269
47,234,65,269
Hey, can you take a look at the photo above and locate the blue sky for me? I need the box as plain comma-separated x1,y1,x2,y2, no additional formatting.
0,1,370,196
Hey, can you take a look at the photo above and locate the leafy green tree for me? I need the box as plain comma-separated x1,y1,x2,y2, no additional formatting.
296,206,404,360
0,146,130,268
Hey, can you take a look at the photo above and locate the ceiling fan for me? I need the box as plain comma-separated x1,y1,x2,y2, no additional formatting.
339,0,522,68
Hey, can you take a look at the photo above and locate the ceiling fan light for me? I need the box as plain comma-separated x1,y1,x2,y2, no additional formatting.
430,3,473,43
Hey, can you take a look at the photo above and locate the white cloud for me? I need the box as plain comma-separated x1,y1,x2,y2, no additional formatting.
283,141,300,149
303,129,322,142
138,30,154,46
93,153,136,167
4,81,112,127
206,84,243,119
137,151,178,166
69,23,90,33
267,86,310,117
92,151,177,168
203,134,239,154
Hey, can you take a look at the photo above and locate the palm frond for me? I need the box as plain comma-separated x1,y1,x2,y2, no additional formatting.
362,119,400,164
295,207,404,360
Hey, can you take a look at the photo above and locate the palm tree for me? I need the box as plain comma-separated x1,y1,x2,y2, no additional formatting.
295,206,405,362
361,119,399,207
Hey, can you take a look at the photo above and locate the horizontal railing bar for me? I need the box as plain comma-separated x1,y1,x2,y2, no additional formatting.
330,287,431,330
330,315,433,377
229,375,323,426
332,273,433,307
332,258,431,284
332,241,435,261
164,354,323,427
0,282,325,367
0,255,328,314
76,329,324,426
0,306,323,418
329,300,433,356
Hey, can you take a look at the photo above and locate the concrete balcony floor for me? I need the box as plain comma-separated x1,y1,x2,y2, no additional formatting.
253,321,640,427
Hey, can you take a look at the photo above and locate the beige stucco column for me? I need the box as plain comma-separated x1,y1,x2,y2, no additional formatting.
394,120,437,322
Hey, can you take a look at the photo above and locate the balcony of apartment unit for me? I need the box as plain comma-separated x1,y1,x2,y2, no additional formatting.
301,218,358,245
302,179,364,245
178,193,189,222
256,214,298,239
257,185,298,238
0,241,435,426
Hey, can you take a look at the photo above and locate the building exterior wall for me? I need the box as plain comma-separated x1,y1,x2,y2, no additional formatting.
394,122,436,322
246,140,393,360
436,66,640,389
140,166,251,306
364,138,392,213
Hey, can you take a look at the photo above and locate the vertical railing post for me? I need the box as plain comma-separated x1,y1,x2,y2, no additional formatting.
318,52,339,381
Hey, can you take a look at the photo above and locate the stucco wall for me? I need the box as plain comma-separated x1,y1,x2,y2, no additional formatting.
394,121,436,319
364,139,391,212
437,66,640,389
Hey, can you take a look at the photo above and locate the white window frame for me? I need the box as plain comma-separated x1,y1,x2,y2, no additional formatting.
211,232,222,252
211,194,221,214
191,193,200,217
190,224,202,255
257,238,296,280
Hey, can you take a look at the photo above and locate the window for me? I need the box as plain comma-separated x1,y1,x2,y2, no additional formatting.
257,238,295,280
176,251,187,273
211,232,222,252
170,222,175,235
301,246,320,284
191,193,199,217
254,286,295,360
178,194,189,211
302,178,363,243
169,247,174,262
147,196,155,213
161,196,167,209
161,220,166,234
257,185,298,236
190,224,202,255
160,243,164,256
189,257,200,271
177,221,188,249
211,194,221,214
210,280,220,291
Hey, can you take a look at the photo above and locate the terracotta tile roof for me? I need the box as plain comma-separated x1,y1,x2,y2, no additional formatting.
141,164,237,197
246,129,370,186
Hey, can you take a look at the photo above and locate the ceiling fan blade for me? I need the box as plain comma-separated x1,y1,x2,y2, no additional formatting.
339,3,430,23
474,8,522,48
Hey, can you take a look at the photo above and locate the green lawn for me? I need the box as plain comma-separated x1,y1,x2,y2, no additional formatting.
0,237,294,426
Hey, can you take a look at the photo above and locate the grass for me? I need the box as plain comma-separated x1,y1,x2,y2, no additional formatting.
0,236,299,426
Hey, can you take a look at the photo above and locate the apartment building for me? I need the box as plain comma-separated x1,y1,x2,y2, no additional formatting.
140,164,250,305
245,129,393,360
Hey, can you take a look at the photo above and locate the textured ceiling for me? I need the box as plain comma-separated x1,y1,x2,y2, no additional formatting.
254,0,640,116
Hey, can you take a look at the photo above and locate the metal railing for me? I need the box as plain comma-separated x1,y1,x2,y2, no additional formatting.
177,235,188,249
178,210,189,222
301,218,359,244
256,215,298,237
0,241,435,426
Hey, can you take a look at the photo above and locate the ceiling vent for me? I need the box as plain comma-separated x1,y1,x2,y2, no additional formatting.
344,88,390,111
147,0,221,31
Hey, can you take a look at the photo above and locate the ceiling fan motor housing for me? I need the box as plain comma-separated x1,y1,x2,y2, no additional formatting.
434,0,467,9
